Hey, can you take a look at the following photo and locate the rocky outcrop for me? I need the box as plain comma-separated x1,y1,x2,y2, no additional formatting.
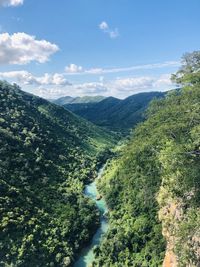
158,188,200,267
160,201,180,267
163,250,177,267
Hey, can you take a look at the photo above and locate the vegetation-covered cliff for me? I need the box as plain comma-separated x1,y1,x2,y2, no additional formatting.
94,51,200,267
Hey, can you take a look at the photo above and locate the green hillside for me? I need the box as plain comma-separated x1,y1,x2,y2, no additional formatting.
65,97,121,124
93,52,200,267
64,92,165,134
0,81,116,267
52,96,74,105
53,95,106,106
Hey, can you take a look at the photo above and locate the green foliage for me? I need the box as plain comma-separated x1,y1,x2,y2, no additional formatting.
92,53,200,266
64,92,165,134
53,95,106,106
172,51,200,85
0,81,116,266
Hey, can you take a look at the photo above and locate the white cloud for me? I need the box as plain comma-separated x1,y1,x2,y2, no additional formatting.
99,21,119,39
105,75,173,98
76,74,173,98
75,82,108,95
65,61,180,75
153,74,172,88
37,73,71,86
65,63,83,73
111,77,155,91
64,65,104,75
63,74,173,99
0,0,23,7
0,69,174,99
0,32,59,65
0,71,71,86
99,21,109,30
34,87,71,99
109,29,119,39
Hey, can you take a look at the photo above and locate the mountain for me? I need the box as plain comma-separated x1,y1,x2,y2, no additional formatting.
93,86,200,266
52,95,74,105
52,95,106,106
71,95,106,104
64,92,165,134
65,96,121,119
0,81,116,266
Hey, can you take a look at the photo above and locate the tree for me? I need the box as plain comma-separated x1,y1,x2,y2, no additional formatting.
172,50,200,85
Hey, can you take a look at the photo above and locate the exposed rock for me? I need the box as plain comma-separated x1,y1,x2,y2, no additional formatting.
96,195,102,201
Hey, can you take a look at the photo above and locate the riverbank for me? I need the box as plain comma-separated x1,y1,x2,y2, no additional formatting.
74,166,109,267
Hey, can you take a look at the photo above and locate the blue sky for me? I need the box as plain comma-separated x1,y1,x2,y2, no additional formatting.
0,0,199,98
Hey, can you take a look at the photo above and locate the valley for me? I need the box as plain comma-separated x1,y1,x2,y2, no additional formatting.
0,0,199,266
74,165,108,267
0,51,200,267
54,92,165,134
0,81,116,267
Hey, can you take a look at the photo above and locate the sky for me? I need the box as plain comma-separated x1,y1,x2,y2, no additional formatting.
0,0,199,99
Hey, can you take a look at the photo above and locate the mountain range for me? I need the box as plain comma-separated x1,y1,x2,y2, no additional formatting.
54,92,165,134
2,51,200,267
52,95,106,106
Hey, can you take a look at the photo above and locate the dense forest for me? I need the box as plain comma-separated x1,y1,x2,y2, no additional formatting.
61,92,165,134
52,96,106,106
1,51,200,267
93,51,200,267
0,82,116,267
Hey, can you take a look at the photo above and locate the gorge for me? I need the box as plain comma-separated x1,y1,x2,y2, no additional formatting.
1,51,200,267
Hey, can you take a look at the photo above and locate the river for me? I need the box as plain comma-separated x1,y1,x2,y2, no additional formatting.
74,166,108,267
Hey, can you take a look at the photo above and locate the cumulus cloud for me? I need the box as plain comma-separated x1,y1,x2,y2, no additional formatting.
111,77,155,92
99,21,109,30
36,82,108,99
153,74,172,88
34,87,71,99
99,21,119,39
65,63,83,73
0,69,174,99
105,75,173,98
64,74,173,99
65,64,103,75
0,0,23,7
0,32,59,65
75,82,108,95
75,74,173,97
64,61,180,75
0,71,71,86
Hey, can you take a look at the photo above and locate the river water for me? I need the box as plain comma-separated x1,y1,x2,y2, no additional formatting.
74,166,108,267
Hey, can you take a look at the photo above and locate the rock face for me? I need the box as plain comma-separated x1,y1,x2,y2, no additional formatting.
163,250,177,267
161,202,179,267
159,194,200,267
96,195,102,201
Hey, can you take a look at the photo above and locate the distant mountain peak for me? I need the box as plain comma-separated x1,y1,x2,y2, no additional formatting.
52,95,106,105
62,91,166,134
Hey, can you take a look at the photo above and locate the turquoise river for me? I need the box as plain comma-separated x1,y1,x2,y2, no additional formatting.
74,166,109,267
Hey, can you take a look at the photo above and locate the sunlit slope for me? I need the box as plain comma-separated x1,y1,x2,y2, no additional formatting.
0,81,116,266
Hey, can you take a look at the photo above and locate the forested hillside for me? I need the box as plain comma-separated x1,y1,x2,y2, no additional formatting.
52,95,106,106
93,52,200,267
64,92,165,134
0,81,115,267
